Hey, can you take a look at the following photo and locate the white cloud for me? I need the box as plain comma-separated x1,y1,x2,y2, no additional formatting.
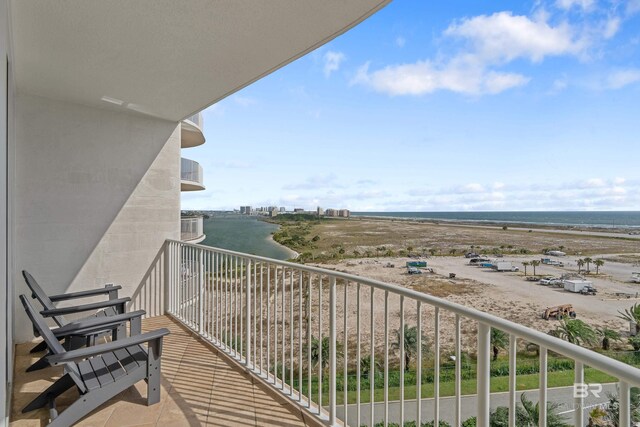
354,12,584,97
605,69,640,89
444,12,584,63
602,16,621,39
395,36,406,48
283,174,344,190
550,77,569,93
555,0,596,11
628,0,640,15
353,59,529,96
232,95,257,107
323,51,346,78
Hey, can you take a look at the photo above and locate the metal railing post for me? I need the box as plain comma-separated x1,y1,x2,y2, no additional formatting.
477,322,491,427
198,248,204,335
329,276,337,425
163,241,170,315
620,381,630,427
245,259,252,368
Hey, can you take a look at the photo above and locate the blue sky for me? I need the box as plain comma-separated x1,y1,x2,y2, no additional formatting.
182,0,640,212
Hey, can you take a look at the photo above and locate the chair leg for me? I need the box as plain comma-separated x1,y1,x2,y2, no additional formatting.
147,340,162,405
48,373,143,427
22,373,75,413
29,340,48,353
26,353,50,372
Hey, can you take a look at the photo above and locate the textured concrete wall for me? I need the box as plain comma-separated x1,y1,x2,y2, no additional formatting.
13,94,180,342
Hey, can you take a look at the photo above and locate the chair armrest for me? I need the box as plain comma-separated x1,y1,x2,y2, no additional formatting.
40,297,130,317
52,310,146,337
49,285,122,302
47,328,170,365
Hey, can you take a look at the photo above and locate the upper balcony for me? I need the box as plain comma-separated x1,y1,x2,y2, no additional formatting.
181,112,205,148
181,215,205,244
180,157,205,191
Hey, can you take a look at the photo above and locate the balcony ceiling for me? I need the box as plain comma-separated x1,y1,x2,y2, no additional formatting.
10,0,390,122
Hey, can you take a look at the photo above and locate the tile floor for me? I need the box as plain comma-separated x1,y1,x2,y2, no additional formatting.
10,315,311,426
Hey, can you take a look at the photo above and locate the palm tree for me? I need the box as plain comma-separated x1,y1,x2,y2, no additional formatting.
583,257,593,273
449,248,457,255
522,261,530,276
308,336,341,372
588,407,607,427
429,248,437,256
392,325,428,371
558,245,565,252
359,355,381,379
530,260,541,276
594,259,605,274
491,328,509,361
618,303,640,335
577,259,585,273
516,393,570,426
552,319,597,346
353,250,361,258
597,328,621,351
406,245,414,253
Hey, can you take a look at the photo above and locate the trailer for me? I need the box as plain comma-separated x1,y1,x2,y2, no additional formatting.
493,261,519,272
480,262,494,268
563,279,594,293
406,261,427,268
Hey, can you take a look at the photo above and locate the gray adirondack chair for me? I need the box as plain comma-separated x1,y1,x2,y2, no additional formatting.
22,270,136,371
20,295,169,427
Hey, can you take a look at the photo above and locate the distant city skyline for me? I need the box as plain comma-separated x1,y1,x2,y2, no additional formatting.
182,1,640,212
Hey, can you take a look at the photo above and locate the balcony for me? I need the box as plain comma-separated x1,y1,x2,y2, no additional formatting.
181,215,206,244
12,241,640,426
181,157,205,191
181,113,205,148
11,316,310,426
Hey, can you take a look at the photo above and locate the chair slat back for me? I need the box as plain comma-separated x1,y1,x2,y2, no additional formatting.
19,295,85,391
22,270,66,327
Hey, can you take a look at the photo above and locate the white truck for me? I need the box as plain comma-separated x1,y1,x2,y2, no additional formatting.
493,261,519,272
632,272,640,284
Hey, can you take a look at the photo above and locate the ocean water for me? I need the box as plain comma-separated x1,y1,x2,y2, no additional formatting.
351,211,640,228
199,213,294,260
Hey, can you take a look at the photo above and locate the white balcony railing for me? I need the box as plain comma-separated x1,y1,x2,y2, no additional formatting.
159,240,640,427
180,157,204,188
181,216,204,242
184,112,203,129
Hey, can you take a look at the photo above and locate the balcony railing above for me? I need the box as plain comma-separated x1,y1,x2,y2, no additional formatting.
181,216,205,243
180,157,204,191
184,112,203,129
146,240,640,427
181,112,205,148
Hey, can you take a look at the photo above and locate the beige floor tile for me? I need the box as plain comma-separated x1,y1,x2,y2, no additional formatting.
11,315,303,427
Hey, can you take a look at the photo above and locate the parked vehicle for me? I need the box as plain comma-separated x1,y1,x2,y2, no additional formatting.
564,279,595,293
406,261,427,268
407,266,422,275
539,278,551,285
542,304,577,320
632,272,640,283
493,261,519,272
465,252,480,258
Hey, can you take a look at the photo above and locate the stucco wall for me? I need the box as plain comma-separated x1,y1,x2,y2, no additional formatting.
13,94,181,342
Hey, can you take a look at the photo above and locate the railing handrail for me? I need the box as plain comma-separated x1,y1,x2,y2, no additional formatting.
165,238,640,387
